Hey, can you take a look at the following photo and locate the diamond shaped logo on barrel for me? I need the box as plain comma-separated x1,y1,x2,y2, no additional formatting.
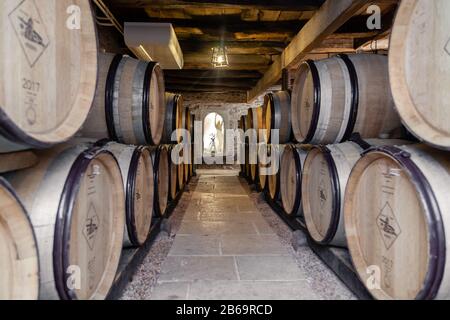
377,202,401,250
8,0,50,67
83,203,100,251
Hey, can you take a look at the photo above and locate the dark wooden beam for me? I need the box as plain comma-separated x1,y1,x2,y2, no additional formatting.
164,69,263,79
180,42,284,55
183,91,248,104
166,85,247,93
138,18,308,31
182,63,270,72
165,77,257,88
105,0,325,11
183,53,272,71
179,40,286,51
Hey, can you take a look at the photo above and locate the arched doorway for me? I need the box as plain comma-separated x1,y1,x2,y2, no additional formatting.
203,112,225,158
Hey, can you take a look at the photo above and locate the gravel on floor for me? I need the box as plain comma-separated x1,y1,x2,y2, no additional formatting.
119,178,199,300
244,181,356,300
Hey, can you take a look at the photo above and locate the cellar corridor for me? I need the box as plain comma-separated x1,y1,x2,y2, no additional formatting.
121,169,354,300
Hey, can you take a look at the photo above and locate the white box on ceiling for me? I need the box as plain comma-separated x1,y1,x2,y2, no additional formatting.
124,22,184,70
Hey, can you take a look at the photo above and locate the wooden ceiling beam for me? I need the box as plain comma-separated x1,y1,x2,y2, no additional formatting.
166,78,256,89
166,85,247,93
164,69,263,79
247,0,372,102
105,0,325,11
182,63,270,72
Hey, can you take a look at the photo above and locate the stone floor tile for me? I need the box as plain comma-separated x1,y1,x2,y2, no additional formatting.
221,234,289,255
151,282,190,300
169,235,221,256
178,221,258,235
159,256,238,282
235,256,307,281
188,280,320,300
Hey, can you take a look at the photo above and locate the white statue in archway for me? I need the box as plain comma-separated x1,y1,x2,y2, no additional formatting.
215,115,224,155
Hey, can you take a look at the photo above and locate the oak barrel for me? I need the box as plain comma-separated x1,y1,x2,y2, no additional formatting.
4,144,125,300
280,144,309,220
267,145,284,201
257,144,271,191
344,144,450,300
178,160,185,191
244,143,250,179
291,54,401,145
162,93,184,144
0,178,39,300
389,0,450,150
263,92,292,144
302,142,364,247
166,145,178,201
246,107,264,141
303,139,410,247
248,143,260,184
0,0,97,153
103,142,154,248
81,53,166,146
153,146,169,216
239,115,247,132
250,161,258,186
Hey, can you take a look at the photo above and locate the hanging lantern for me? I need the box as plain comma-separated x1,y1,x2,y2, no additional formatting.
211,46,229,68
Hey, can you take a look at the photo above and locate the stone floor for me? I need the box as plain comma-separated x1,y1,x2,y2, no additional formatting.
120,169,355,300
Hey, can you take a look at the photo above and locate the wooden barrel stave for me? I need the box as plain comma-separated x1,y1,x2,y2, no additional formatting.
345,144,450,300
81,53,118,141
267,145,284,201
166,145,178,201
4,144,125,300
153,146,169,217
280,144,309,220
162,93,183,144
257,144,270,191
176,144,185,191
0,0,98,152
264,92,292,144
0,178,39,300
103,142,154,248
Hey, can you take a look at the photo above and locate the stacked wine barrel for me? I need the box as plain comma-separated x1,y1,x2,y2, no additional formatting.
0,0,192,300
291,54,401,145
80,53,166,146
240,0,450,300
343,0,450,300
0,0,97,153
4,144,126,300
